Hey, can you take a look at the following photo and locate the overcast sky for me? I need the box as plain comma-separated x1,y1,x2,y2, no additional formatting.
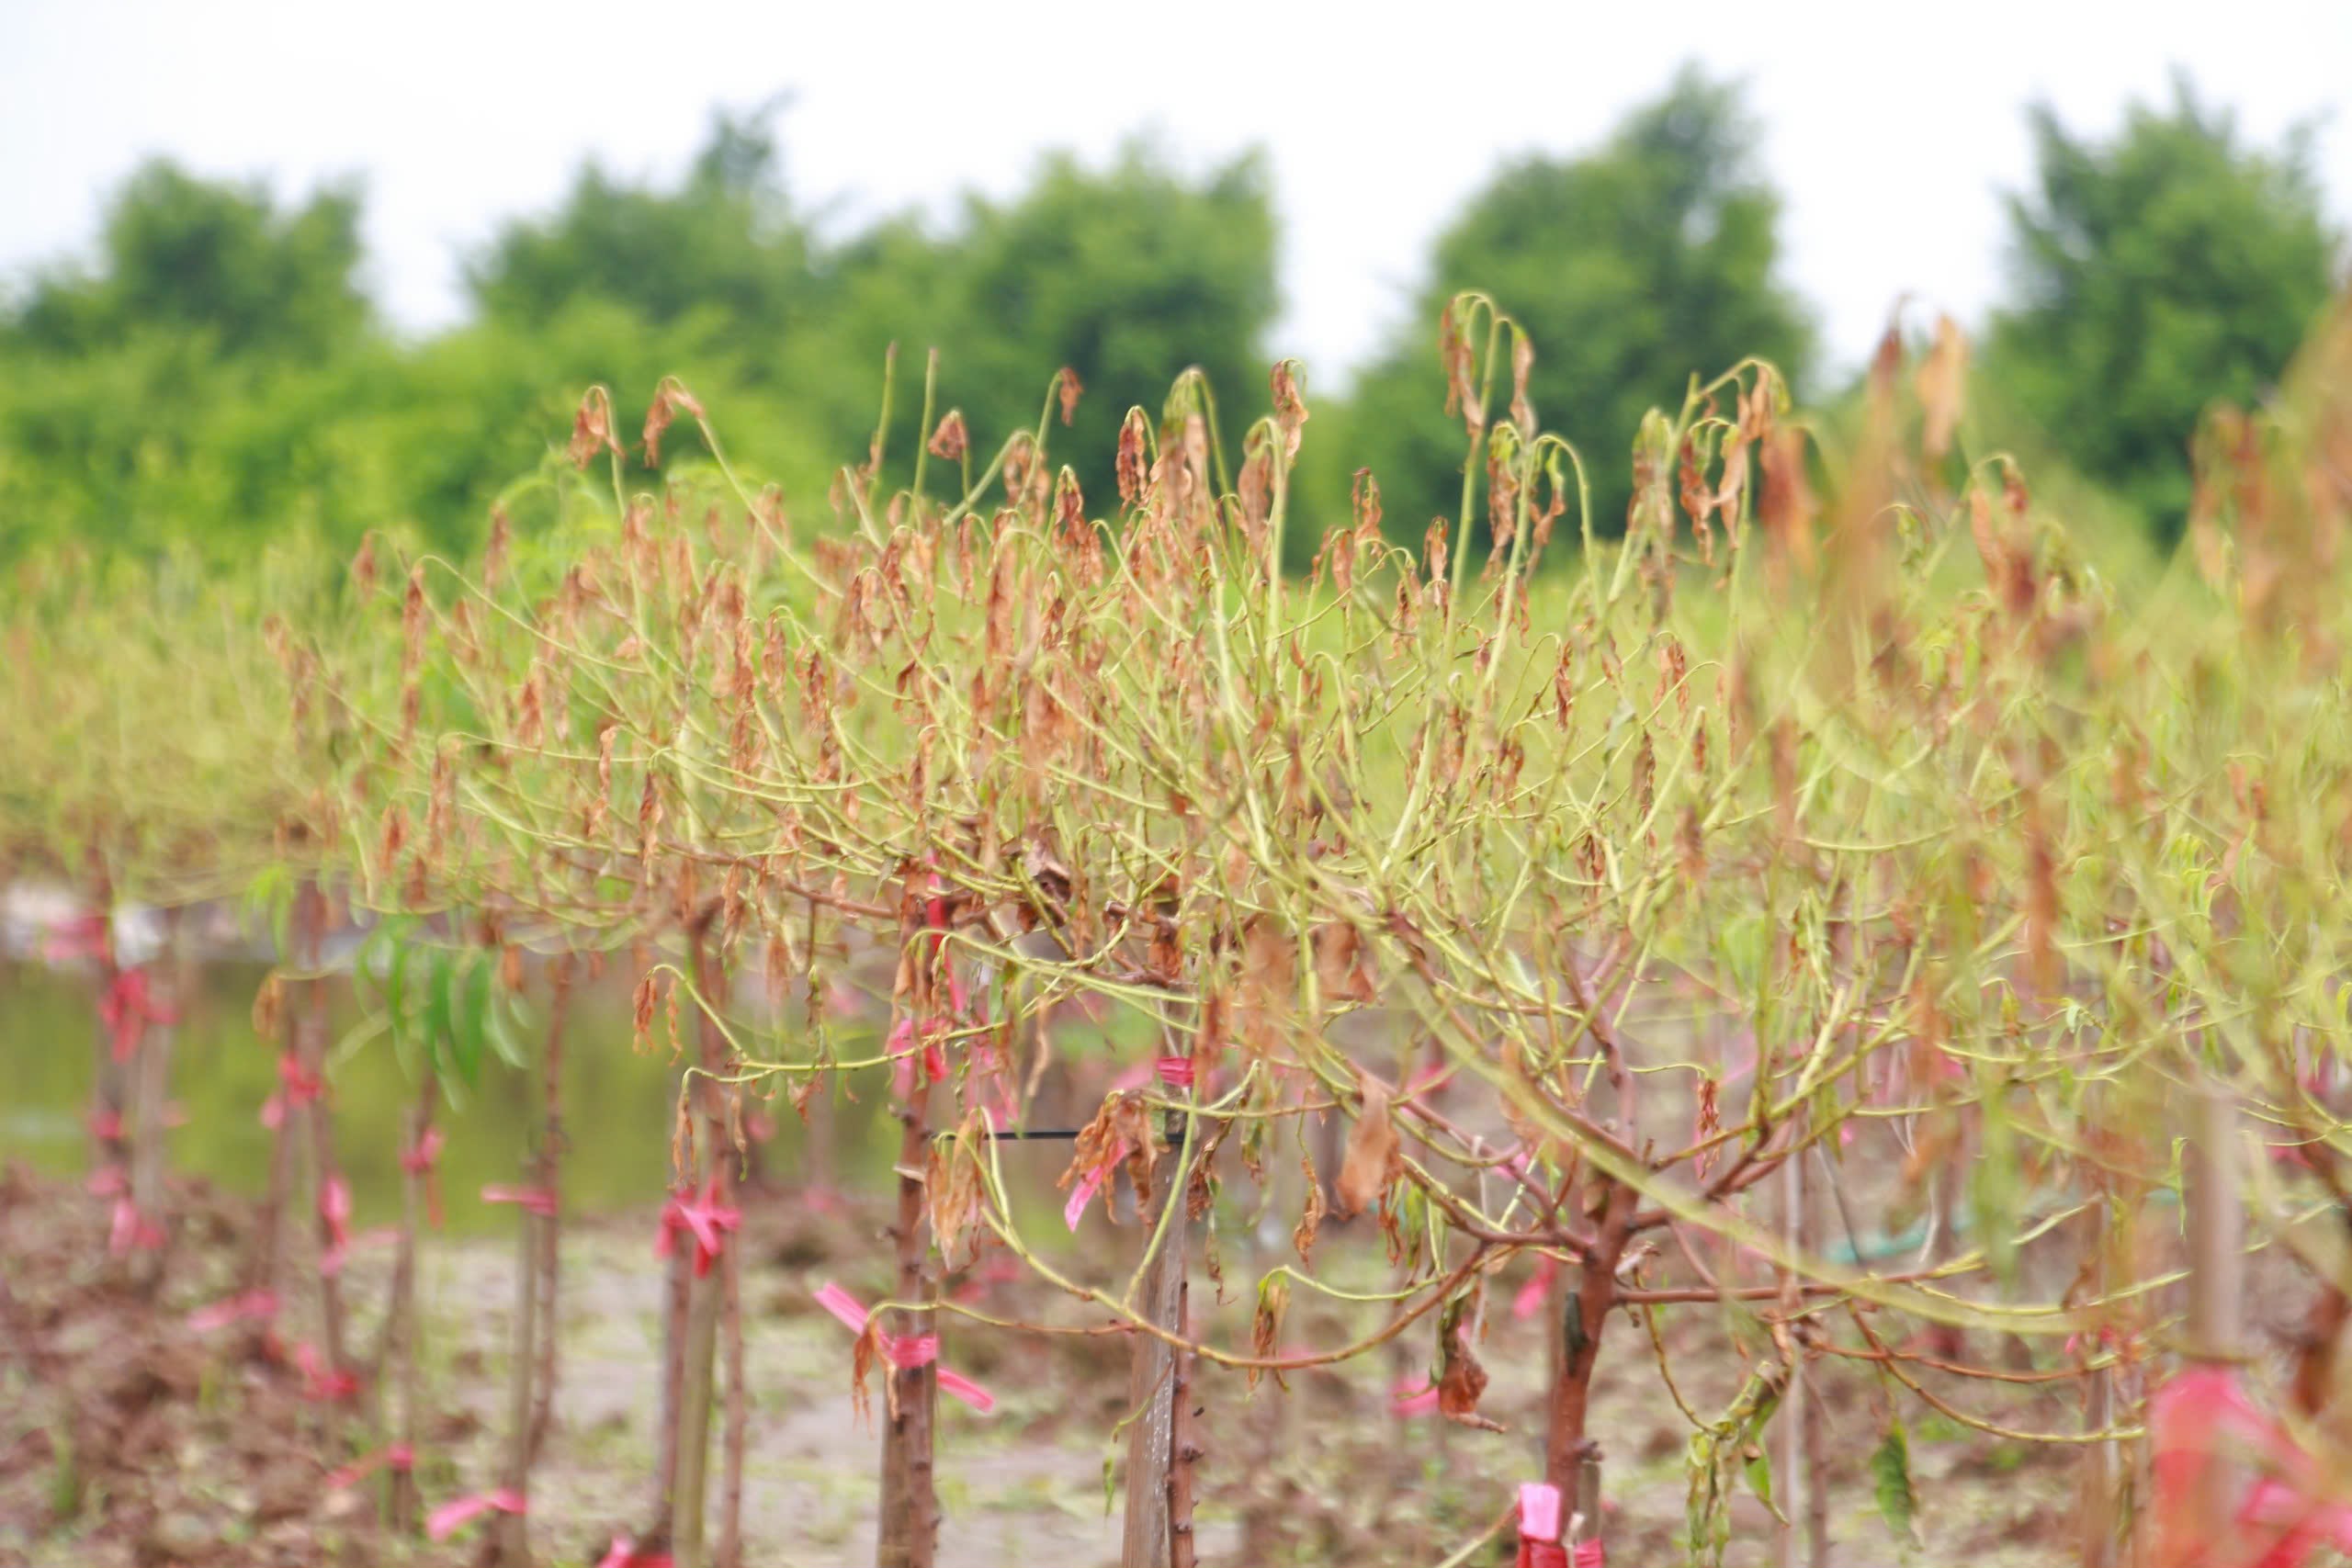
6,0,2349,387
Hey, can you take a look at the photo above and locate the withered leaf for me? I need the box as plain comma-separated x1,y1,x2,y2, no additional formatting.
1335,1070,1399,1219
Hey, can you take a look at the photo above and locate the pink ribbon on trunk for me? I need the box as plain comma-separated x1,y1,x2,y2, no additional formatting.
188,1288,278,1332
2151,1365,2352,1567
42,911,108,963
482,1182,559,1217
656,1179,739,1278
99,966,176,1062
260,1053,324,1129
108,1197,164,1255
290,1340,360,1403
318,1174,353,1277
323,1442,413,1492
425,1487,526,1541
811,1281,995,1413
1514,1482,1604,1567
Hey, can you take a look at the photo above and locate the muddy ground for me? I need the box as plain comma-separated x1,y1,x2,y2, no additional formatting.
0,1165,2082,1566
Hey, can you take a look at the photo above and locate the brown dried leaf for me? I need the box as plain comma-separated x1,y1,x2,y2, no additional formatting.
927,409,969,463
1311,920,1376,1007
1336,1071,1398,1219
1292,1149,1327,1264
1917,314,1969,464
1438,1326,1502,1432
1250,1277,1289,1391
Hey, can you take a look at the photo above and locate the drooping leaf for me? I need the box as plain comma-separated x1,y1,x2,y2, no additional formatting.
1872,1421,1921,1543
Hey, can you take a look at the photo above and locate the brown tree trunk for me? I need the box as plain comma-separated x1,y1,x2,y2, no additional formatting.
124,915,178,1297
876,1070,939,1568
1122,1120,1191,1568
717,1224,746,1568
253,953,300,1297
2171,1086,2243,1564
493,1197,540,1566
527,957,571,1466
297,881,350,1377
389,1068,435,1535
1543,1177,1634,1500
1167,1275,1201,1568
671,921,734,1568
85,875,130,1179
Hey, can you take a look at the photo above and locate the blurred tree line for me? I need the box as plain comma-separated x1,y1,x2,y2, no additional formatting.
0,69,2337,565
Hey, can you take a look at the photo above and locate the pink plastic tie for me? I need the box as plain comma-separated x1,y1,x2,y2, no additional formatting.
809,1281,995,1413
425,1487,526,1541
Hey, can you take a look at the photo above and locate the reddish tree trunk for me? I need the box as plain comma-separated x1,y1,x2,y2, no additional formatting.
876,1077,938,1568
297,882,351,1377
389,1068,435,1534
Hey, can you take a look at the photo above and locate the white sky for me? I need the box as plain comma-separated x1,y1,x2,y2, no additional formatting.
5,0,2348,387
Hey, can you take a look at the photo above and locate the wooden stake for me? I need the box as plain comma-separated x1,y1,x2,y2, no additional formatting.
1122,1109,1191,1568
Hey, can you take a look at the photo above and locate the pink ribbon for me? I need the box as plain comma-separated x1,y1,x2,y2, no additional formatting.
482,1183,559,1217
1513,1256,1562,1322
951,1253,1023,1304
189,1288,279,1333
655,1179,739,1278
2151,1365,2352,1567
109,1197,164,1255
259,1054,323,1129
1153,1055,1195,1089
100,966,177,1062
1390,1374,1440,1417
318,1175,353,1278
290,1341,360,1403
323,1442,414,1492
597,1538,675,1568
86,1163,128,1197
1063,1141,1129,1231
1514,1482,1603,1566
43,911,109,963
87,1108,125,1141
888,1016,950,1098
810,1281,995,1413
425,1488,526,1541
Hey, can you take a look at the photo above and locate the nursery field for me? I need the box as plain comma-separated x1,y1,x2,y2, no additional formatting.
6,288,2352,1568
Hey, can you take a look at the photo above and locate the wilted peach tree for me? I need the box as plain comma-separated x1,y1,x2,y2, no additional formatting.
351,285,2352,1568
78,274,2346,1568
0,546,329,1299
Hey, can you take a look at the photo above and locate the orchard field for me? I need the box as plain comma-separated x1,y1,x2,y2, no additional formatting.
6,284,2352,1568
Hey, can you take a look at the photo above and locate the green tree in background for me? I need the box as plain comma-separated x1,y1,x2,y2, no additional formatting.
7,160,371,361
1987,78,2340,536
917,142,1279,511
467,104,817,345
1334,68,1814,556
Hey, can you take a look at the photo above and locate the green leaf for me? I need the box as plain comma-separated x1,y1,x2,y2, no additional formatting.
449,953,489,1086
424,950,462,1084
1740,1438,1769,1514
1872,1421,1920,1543
485,987,528,1071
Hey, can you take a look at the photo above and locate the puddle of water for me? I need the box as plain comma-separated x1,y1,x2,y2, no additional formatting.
0,958,913,1235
